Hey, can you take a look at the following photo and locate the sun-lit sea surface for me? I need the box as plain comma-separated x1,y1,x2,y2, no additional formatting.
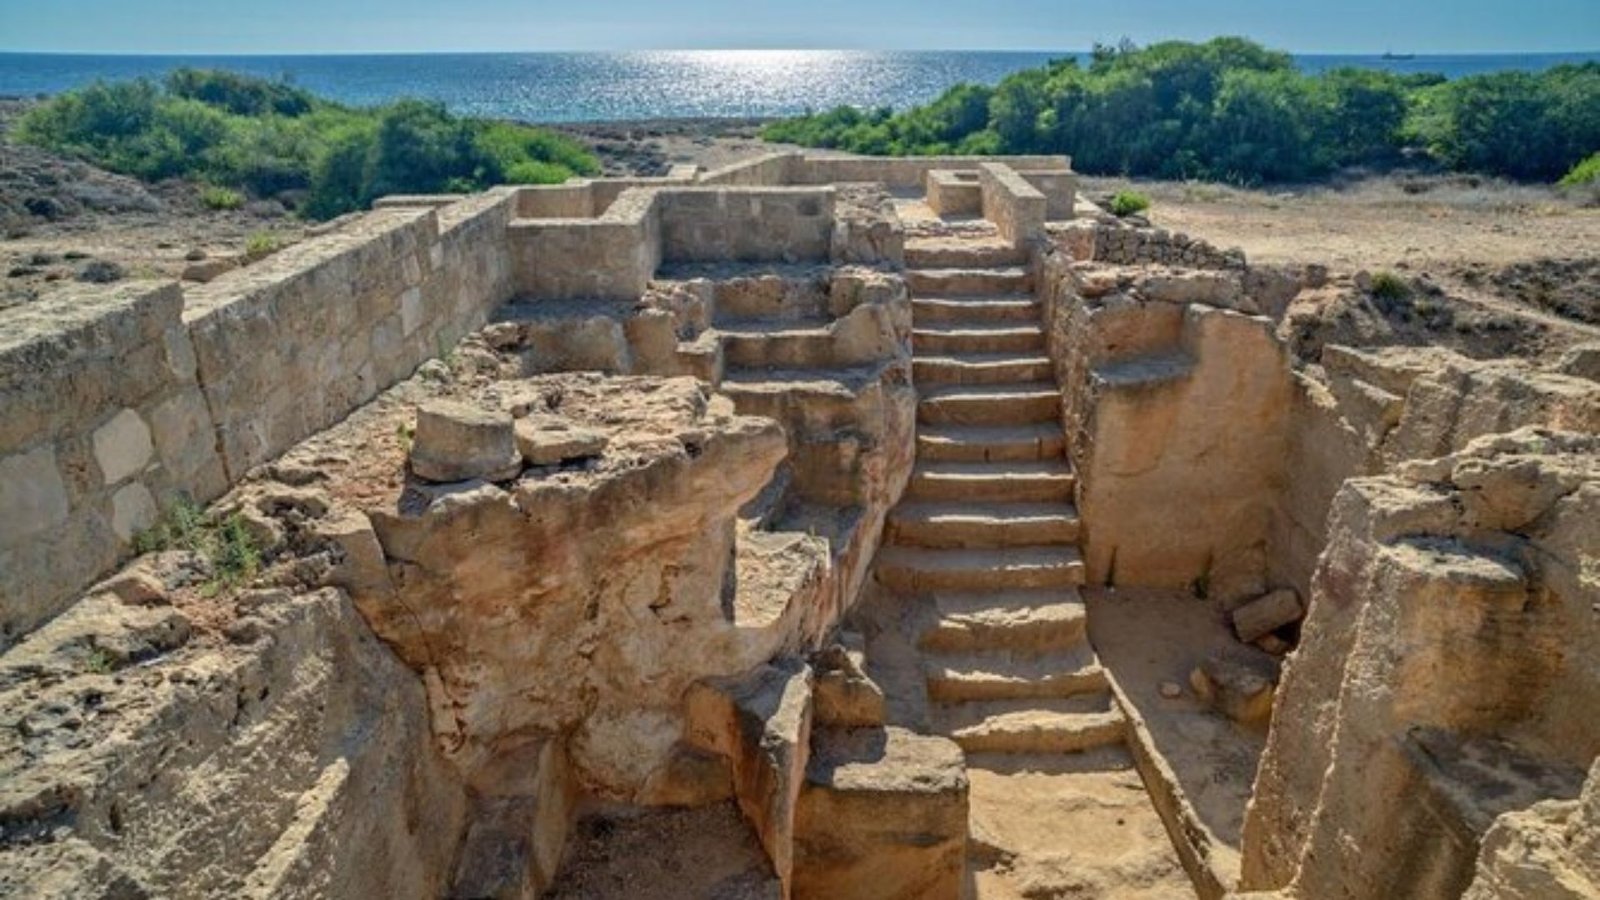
0,50,1595,123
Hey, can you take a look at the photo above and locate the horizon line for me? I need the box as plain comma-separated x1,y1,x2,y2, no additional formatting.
4,46,1599,59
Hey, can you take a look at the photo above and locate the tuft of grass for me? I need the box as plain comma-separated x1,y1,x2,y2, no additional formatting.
131,498,262,592
1370,270,1413,302
84,646,117,675
244,231,282,259
1110,190,1151,218
199,184,245,210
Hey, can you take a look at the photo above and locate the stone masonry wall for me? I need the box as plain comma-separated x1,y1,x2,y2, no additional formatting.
658,187,835,263
0,282,222,643
0,191,517,643
979,162,1047,246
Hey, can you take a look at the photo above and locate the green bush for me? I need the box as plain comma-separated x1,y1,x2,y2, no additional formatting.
1559,151,1600,186
199,184,244,210
762,38,1597,185
16,70,601,220
1370,270,1412,301
1109,190,1151,217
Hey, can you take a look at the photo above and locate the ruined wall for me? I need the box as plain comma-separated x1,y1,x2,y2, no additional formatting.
1051,218,1248,271
1267,345,1600,599
0,283,222,642
1043,256,1293,602
658,187,835,263
978,162,1047,246
1242,429,1600,898
789,153,1071,188
509,188,662,300
0,191,517,645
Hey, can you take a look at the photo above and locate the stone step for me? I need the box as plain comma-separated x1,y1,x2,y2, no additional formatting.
913,323,1044,355
914,353,1054,386
916,423,1066,462
917,589,1089,655
904,239,1028,269
719,368,874,438
907,267,1032,297
1092,352,1197,392
917,383,1060,427
875,545,1085,594
906,461,1075,504
887,501,1079,549
912,296,1041,326
935,697,1126,755
716,319,838,369
924,646,1107,703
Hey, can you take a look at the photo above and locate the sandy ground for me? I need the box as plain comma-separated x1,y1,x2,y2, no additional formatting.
1086,588,1273,884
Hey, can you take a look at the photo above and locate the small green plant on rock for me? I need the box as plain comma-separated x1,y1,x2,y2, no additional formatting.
131,498,262,593
1110,190,1151,218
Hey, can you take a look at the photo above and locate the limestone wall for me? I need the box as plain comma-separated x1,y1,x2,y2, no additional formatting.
1051,218,1248,271
1267,345,1600,598
658,187,835,263
509,188,662,300
788,153,1072,189
700,152,801,186
0,191,517,643
0,582,468,899
979,162,1048,246
1242,430,1600,898
0,282,222,642
1043,256,1293,602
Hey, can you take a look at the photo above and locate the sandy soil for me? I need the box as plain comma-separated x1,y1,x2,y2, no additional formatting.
1086,588,1272,884
546,801,779,898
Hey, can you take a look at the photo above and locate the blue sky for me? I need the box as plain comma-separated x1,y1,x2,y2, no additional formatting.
1,0,1596,54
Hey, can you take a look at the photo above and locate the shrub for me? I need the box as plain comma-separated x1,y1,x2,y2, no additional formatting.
762,39,1599,185
1110,190,1151,217
244,231,282,258
1560,151,1600,186
16,70,601,220
1370,270,1412,301
199,184,244,210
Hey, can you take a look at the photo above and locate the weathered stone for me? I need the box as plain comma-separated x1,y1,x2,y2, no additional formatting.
1231,588,1302,643
514,415,608,466
793,727,968,900
409,399,522,483
92,408,154,485
1190,647,1279,725
108,481,157,542
0,444,70,544
810,643,886,728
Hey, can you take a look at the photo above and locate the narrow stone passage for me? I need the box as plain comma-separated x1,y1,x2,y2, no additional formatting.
865,216,1195,898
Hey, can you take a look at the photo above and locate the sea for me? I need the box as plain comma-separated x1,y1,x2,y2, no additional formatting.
0,50,1595,123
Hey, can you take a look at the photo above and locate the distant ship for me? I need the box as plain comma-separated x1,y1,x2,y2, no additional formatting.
1382,51,1417,60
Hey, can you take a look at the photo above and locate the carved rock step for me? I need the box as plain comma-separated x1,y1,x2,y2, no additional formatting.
917,589,1089,655
912,296,1041,326
925,646,1106,702
913,323,1045,355
904,239,1028,269
907,266,1032,297
917,383,1060,427
905,460,1075,504
914,352,1053,386
887,501,1080,549
916,423,1066,462
935,697,1126,755
719,368,878,437
876,545,1086,594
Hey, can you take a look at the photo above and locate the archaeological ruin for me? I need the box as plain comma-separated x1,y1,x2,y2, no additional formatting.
1,150,1596,899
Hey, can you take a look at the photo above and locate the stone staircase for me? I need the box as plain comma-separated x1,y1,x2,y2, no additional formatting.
875,235,1125,761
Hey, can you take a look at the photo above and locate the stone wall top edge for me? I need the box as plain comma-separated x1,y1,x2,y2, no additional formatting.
182,207,440,325
0,279,183,385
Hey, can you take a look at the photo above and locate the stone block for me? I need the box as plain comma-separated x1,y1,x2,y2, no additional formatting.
0,444,70,543
793,727,968,900
92,408,154,485
514,416,608,467
811,643,886,728
1191,646,1280,726
1232,588,1303,643
108,482,158,543
410,400,522,484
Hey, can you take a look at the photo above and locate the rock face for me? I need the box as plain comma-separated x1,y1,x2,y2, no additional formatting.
0,585,466,899
305,374,794,800
1043,257,1294,602
1242,428,1600,898
1463,759,1600,899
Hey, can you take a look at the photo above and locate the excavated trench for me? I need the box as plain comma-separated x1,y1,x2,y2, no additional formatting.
4,157,1595,900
